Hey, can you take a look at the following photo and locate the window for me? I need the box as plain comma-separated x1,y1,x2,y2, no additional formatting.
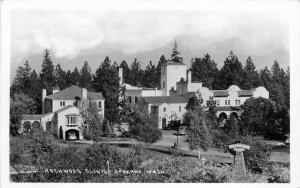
67,116,77,125
128,96,131,103
60,101,65,106
163,107,166,112
179,106,181,112
163,81,165,89
135,96,138,104
225,100,230,105
163,67,165,73
98,101,102,109
235,100,241,106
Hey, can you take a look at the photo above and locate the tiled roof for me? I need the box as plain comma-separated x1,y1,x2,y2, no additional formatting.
238,90,253,97
45,86,104,100
215,106,243,111
213,90,229,97
143,96,187,104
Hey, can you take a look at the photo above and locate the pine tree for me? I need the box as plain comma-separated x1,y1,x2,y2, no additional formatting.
243,56,261,89
170,40,183,63
11,61,32,95
129,58,144,86
79,61,92,89
191,53,219,89
40,49,55,92
65,70,72,86
54,64,67,90
216,51,244,89
70,67,80,85
93,56,123,123
143,61,157,88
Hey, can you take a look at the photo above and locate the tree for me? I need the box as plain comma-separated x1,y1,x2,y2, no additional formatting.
170,40,183,63
243,56,261,89
216,51,244,89
185,94,212,158
259,66,272,89
40,49,55,92
128,99,161,144
206,96,218,128
11,61,32,95
80,100,103,141
70,67,80,85
240,97,278,136
156,55,167,89
128,58,144,86
143,61,157,88
93,56,124,123
10,93,37,126
54,64,67,90
191,54,219,89
79,61,93,89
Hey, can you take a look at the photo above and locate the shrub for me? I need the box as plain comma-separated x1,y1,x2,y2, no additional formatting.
267,163,290,183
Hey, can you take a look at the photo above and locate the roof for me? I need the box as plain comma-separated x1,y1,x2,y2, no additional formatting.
142,96,187,104
238,90,253,97
22,114,45,121
53,105,74,114
215,106,243,111
45,85,104,100
162,61,186,66
213,90,229,97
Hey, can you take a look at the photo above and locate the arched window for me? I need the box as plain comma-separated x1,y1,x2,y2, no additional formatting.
163,107,166,112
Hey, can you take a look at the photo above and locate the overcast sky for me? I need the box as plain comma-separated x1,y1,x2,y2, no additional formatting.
11,8,290,69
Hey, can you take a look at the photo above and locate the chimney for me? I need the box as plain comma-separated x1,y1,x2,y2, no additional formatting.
42,89,47,114
118,66,123,85
187,70,192,84
82,88,87,101
53,87,60,94
42,89,47,102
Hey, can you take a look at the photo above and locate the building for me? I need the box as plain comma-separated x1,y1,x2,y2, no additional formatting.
120,41,269,129
20,86,105,140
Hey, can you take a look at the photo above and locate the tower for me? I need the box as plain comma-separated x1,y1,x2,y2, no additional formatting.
161,41,187,96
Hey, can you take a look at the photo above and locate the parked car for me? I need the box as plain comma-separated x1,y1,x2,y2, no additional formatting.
177,126,187,135
67,132,77,140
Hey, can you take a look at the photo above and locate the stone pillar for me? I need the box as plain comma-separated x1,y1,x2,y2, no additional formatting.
228,143,250,176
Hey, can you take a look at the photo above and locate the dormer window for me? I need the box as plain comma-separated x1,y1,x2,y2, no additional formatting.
60,101,65,106
98,101,102,109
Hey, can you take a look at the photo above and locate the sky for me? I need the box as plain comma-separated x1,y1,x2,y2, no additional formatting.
10,7,290,76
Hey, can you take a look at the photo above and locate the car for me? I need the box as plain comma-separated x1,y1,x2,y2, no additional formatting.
68,132,78,140
177,126,187,135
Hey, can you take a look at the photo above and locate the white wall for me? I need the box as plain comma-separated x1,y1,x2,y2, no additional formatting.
161,64,187,96
52,100,75,112
156,102,186,129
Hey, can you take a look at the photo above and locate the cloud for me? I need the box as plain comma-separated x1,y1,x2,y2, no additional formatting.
11,9,289,62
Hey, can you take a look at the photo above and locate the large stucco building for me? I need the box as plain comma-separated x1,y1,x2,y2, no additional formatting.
21,86,105,140
121,42,269,129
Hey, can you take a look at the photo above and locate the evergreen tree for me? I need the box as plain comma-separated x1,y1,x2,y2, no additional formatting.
54,64,67,90
11,61,32,95
156,55,167,89
70,67,80,85
120,60,130,84
93,56,124,123
259,66,272,89
29,70,43,113
65,70,72,86
216,51,244,89
79,61,93,89
143,61,157,88
243,56,261,89
40,49,55,92
129,58,144,86
170,40,183,63
191,53,219,89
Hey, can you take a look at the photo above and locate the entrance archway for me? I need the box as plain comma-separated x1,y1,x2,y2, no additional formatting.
230,112,238,121
65,129,79,140
32,121,41,132
23,121,31,133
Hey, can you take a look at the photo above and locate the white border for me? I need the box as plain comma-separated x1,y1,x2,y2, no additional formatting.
1,0,300,188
